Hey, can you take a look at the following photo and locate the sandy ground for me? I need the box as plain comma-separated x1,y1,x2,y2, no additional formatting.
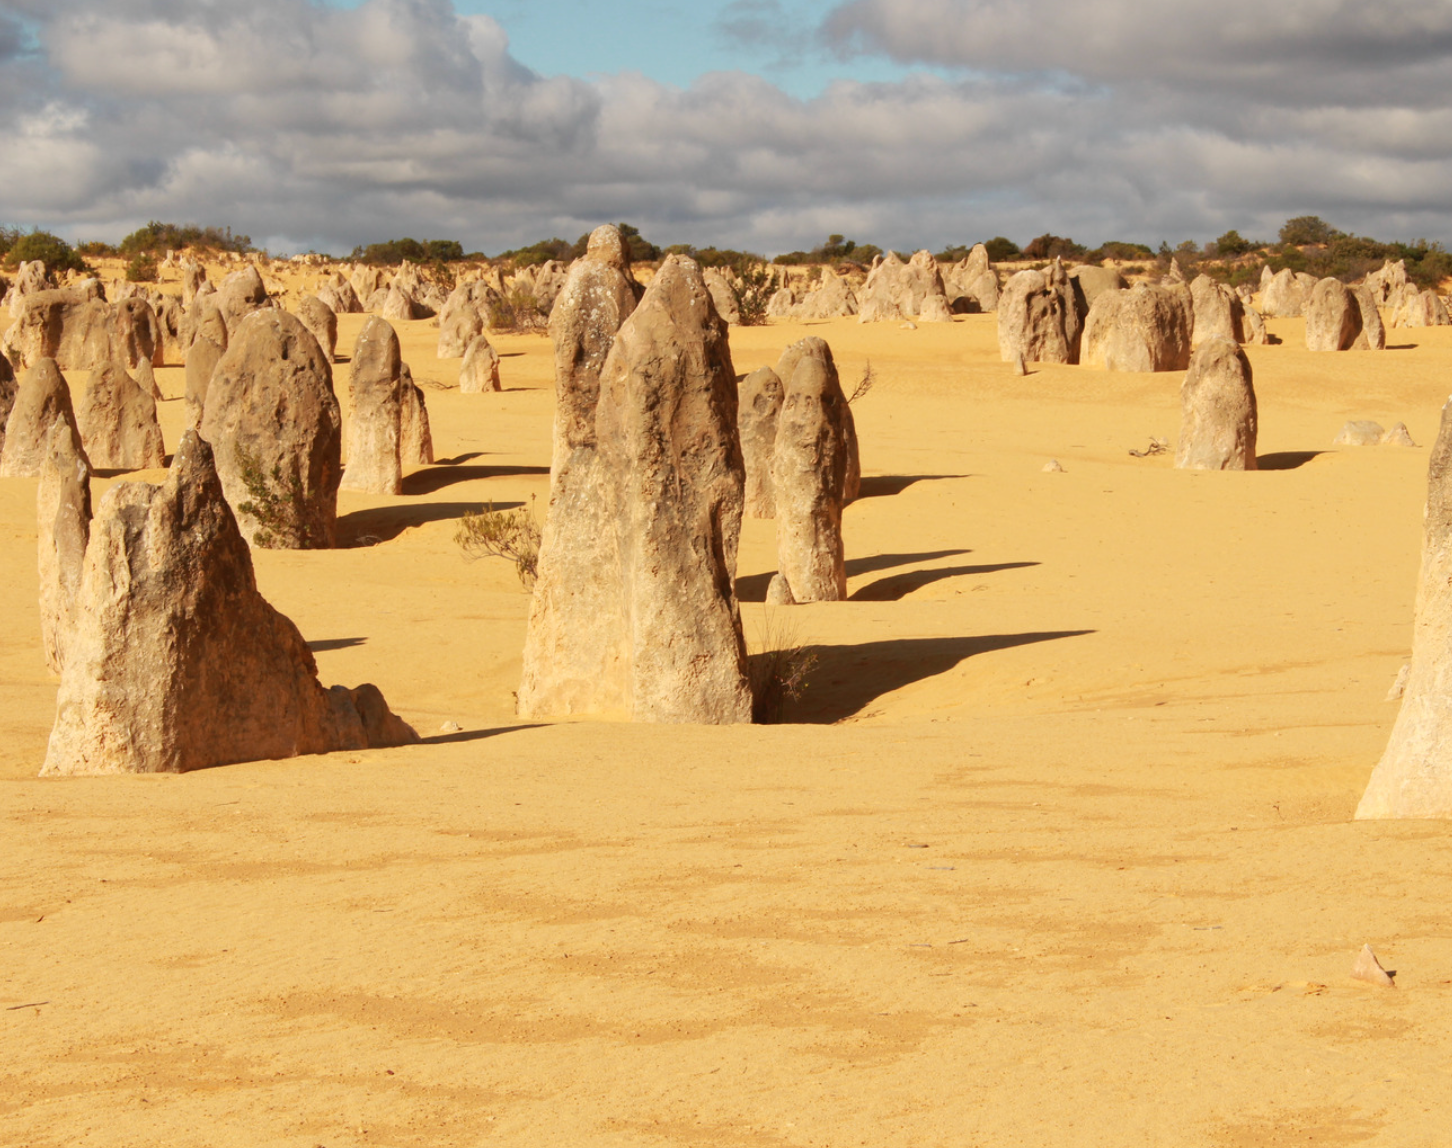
4,272,1452,1146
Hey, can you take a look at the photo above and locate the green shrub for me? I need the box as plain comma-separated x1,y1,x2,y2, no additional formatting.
125,253,158,283
234,446,317,550
4,230,87,276
455,499,541,590
982,236,1021,262
120,221,252,256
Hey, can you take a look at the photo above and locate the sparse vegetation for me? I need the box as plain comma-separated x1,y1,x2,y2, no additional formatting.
773,234,881,267
120,220,254,257
848,360,875,404
488,286,548,333
235,445,317,549
982,236,1022,262
125,253,158,283
351,237,466,266
730,262,774,326
748,611,818,724
2,229,88,276
455,498,542,590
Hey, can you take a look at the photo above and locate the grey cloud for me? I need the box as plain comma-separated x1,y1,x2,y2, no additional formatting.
0,0,1450,255
820,0,1452,87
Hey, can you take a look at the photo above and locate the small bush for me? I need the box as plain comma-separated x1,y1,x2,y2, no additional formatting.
235,445,316,549
748,612,817,724
848,359,875,404
983,236,1022,262
731,262,774,326
125,253,158,283
489,287,547,333
455,498,541,590
4,230,88,276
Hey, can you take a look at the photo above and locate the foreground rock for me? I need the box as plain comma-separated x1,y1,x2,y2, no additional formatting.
114,298,164,369
1174,336,1257,471
517,227,641,719
1304,278,1363,351
541,224,640,478
1352,286,1387,350
739,366,783,518
437,281,498,358
0,360,87,478
997,266,1081,364
518,254,750,723
772,338,848,602
399,365,433,466
75,362,166,470
199,311,342,548
1083,283,1194,372
1189,275,1245,346
41,432,417,775
37,421,92,675
1358,397,1452,817
2,289,116,371
778,339,861,501
341,317,404,495
459,334,502,393
296,296,338,361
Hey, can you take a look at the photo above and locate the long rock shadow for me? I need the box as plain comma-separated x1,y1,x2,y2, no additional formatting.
419,723,546,745
856,474,969,499
402,464,550,495
738,549,974,603
307,637,368,652
1257,451,1325,471
782,631,1094,724
338,501,515,546
850,561,1039,602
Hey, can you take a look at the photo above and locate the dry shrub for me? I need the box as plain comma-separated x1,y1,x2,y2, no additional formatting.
748,610,817,724
848,359,875,404
455,497,541,589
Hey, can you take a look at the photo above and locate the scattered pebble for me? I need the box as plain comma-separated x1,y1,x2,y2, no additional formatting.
1381,422,1416,447
1386,663,1410,702
1352,943,1395,987
1042,459,1065,473
1333,420,1385,446
440,720,462,732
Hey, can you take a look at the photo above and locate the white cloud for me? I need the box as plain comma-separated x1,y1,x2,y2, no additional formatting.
0,0,1450,254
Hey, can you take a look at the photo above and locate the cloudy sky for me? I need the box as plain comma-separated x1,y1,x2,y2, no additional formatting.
2,0,1450,256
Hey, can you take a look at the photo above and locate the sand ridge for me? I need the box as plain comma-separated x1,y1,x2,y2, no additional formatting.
3,286,1452,1144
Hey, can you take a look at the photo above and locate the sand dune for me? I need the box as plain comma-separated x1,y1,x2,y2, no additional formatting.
3,292,1452,1145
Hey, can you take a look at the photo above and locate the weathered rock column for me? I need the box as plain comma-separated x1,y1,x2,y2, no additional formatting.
1174,336,1258,471
41,432,416,776
340,316,403,496
1359,398,1452,818
771,338,848,602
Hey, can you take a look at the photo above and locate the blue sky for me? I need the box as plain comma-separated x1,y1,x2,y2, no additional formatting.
340,0,923,97
3,0,1451,256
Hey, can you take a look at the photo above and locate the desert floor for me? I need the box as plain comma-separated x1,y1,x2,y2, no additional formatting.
4,288,1452,1146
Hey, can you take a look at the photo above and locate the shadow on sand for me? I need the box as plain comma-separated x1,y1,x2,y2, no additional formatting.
338,501,514,546
307,637,368,652
402,464,550,496
855,474,969,499
738,549,976,603
779,630,1094,723
849,561,1039,602
419,723,546,746
1256,451,1325,471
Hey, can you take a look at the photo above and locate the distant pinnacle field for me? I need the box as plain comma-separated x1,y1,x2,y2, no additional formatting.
4,255,1452,1147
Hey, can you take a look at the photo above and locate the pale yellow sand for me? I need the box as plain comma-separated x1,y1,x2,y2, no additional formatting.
4,277,1452,1145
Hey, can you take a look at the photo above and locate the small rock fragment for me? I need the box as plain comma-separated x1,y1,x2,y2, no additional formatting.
1381,422,1416,447
766,573,796,605
1386,663,1410,701
1334,420,1385,446
1351,944,1395,987
899,321,917,331
1042,459,1065,473
440,720,462,733
1012,351,1027,376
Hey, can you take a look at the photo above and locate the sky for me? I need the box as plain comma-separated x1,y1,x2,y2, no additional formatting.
1,0,1451,257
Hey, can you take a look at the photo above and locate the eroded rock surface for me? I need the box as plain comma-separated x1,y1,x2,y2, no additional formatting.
739,365,783,518
41,432,417,776
75,361,165,470
199,311,342,548
1174,336,1257,471
341,316,403,495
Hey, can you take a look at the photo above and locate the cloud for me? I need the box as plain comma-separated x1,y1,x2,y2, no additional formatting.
0,0,1450,254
